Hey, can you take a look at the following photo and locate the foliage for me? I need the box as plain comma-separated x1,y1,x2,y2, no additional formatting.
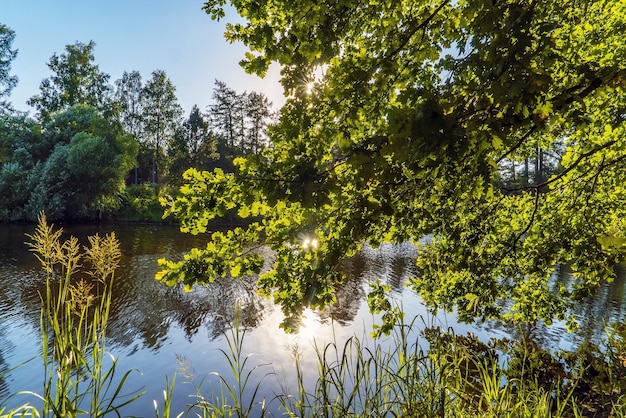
0,106,138,221
0,23,18,113
27,41,113,122
113,70,145,140
160,0,626,328
142,69,184,184
209,80,274,159
244,91,273,155
0,114,41,220
167,105,219,185
210,80,244,154
116,183,174,222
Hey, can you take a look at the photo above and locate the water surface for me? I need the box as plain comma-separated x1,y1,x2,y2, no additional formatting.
0,223,625,416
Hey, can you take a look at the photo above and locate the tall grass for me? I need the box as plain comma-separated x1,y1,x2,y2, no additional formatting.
279,316,452,417
14,213,143,417
177,308,274,418
277,315,591,418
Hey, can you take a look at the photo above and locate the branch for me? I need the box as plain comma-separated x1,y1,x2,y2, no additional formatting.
502,140,618,194
383,0,450,61
501,187,541,262
496,125,538,164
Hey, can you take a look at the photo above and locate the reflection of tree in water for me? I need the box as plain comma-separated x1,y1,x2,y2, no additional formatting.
572,265,626,345
106,242,421,346
0,264,37,401
319,243,420,326
104,252,267,351
169,275,265,340
358,243,419,293
473,264,626,350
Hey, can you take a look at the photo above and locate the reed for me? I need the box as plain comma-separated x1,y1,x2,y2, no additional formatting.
277,314,590,418
16,213,143,417
184,308,273,418
153,375,182,418
278,316,454,417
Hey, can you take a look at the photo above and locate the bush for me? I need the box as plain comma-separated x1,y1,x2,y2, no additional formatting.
116,183,173,222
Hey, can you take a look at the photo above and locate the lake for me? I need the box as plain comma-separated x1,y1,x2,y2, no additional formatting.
1,222,625,416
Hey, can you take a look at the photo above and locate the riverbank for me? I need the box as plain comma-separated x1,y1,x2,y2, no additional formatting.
0,183,249,227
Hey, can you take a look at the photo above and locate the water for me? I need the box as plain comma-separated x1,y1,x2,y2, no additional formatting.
0,223,625,416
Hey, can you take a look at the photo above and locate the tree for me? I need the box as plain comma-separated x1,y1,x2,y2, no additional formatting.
142,70,183,183
159,0,626,330
0,105,137,220
114,70,144,140
28,41,112,122
209,79,245,155
167,105,218,183
244,91,273,154
0,24,18,113
206,81,273,163
114,70,145,183
0,114,41,220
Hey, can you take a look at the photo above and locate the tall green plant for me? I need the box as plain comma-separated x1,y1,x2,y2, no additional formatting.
278,313,590,418
186,308,272,418
19,213,143,417
279,316,454,417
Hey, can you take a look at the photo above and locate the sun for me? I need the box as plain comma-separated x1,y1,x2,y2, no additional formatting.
298,308,322,340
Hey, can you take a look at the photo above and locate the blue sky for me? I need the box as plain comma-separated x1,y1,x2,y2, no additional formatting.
1,0,284,115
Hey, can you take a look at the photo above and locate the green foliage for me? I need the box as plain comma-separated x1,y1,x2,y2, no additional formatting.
0,105,137,220
116,183,172,222
159,0,626,327
142,69,183,184
0,23,18,113
366,280,404,338
209,80,274,159
167,105,219,185
27,41,113,122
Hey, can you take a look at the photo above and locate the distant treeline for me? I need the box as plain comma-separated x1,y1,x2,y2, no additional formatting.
0,31,274,221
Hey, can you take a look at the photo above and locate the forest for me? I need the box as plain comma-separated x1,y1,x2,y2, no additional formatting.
0,34,274,221
3,0,626,415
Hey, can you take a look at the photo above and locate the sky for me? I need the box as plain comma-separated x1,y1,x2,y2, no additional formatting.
0,0,285,116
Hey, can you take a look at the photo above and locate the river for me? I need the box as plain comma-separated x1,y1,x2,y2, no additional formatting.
1,223,625,416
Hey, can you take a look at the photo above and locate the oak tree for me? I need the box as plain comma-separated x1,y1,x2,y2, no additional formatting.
159,0,626,330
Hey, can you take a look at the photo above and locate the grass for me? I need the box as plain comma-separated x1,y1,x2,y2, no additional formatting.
5,213,144,417
277,316,584,418
180,308,274,418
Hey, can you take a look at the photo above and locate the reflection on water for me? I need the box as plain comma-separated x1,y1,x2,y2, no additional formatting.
1,223,626,415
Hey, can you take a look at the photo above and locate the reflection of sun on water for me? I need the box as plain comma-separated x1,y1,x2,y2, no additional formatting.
297,308,322,340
